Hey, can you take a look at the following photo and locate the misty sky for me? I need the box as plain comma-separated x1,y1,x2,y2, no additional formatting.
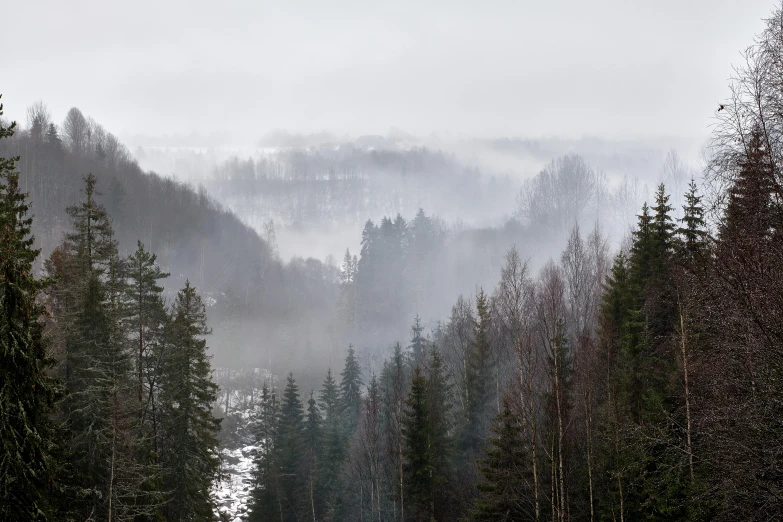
2,0,775,145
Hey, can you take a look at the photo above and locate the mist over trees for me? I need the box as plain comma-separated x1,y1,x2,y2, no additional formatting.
3,1,783,521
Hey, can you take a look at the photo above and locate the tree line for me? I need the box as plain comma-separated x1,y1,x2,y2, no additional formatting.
242,8,783,512
0,97,223,521
245,144,779,521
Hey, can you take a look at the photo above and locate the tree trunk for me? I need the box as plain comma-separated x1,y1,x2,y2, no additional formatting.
551,433,556,522
311,472,316,522
519,336,540,521
398,398,404,522
555,351,566,522
225,368,231,414
139,276,145,424
108,393,117,522
585,390,595,522
678,293,695,482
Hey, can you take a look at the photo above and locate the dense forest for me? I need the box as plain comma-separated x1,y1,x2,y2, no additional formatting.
3,3,783,522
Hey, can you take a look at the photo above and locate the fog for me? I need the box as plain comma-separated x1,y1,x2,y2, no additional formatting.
6,1,783,520
3,0,772,142
2,0,768,387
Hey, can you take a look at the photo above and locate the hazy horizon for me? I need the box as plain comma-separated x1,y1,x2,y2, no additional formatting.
3,0,774,146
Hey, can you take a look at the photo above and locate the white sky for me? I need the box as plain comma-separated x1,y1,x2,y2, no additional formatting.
1,0,776,144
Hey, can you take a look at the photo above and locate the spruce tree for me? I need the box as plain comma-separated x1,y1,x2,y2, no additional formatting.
0,99,61,521
426,348,454,521
278,373,305,520
318,368,342,515
125,241,169,422
470,397,534,521
463,289,495,456
409,314,426,367
249,384,281,522
401,367,432,521
303,390,323,520
56,175,150,520
339,345,363,437
160,281,221,521
676,179,708,260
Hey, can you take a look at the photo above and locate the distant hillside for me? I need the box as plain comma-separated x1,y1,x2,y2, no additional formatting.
1,106,277,296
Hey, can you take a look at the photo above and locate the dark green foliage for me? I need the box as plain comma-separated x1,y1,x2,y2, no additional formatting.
277,373,305,520
339,345,363,437
249,384,281,522
470,396,534,521
400,350,454,522
401,367,431,521
159,282,221,521
676,179,708,260
463,289,495,456
409,314,426,367
303,390,323,520
125,241,168,418
425,348,454,520
0,98,61,521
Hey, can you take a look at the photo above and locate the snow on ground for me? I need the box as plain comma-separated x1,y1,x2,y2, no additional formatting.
211,369,271,521
213,444,258,521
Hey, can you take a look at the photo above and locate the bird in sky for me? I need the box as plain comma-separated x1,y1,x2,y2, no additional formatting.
718,104,725,112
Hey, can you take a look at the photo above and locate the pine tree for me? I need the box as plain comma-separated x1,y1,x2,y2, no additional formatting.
426,348,454,521
409,314,426,367
303,390,323,521
339,345,363,437
401,367,432,521
676,179,708,260
53,174,152,521
278,373,305,520
380,343,410,521
652,184,676,262
249,384,281,522
125,241,168,424
463,289,495,457
317,368,342,515
721,130,777,242
629,202,655,288
0,98,61,521
124,241,168,517
470,396,534,521
160,281,221,521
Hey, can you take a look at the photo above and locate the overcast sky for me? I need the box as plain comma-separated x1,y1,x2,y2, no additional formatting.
2,0,776,145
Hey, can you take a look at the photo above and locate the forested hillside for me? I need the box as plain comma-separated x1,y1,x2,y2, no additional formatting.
0,106,275,294
2,2,783,521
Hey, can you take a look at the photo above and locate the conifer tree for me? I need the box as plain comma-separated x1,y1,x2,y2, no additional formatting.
317,368,342,515
470,396,534,521
0,98,61,521
125,241,168,423
463,289,495,456
409,314,426,367
401,367,432,521
339,345,363,437
425,348,454,520
278,373,305,520
55,174,152,520
380,342,409,520
159,281,220,521
676,179,708,260
249,384,281,522
303,390,323,520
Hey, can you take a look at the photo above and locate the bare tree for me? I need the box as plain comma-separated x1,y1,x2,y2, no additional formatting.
25,101,51,141
494,247,540,520
516,154,598,235
62,107,88,154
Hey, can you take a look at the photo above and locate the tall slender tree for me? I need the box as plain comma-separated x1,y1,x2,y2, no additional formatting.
0,97,61,521
159,281,221,521
339,345,363,437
